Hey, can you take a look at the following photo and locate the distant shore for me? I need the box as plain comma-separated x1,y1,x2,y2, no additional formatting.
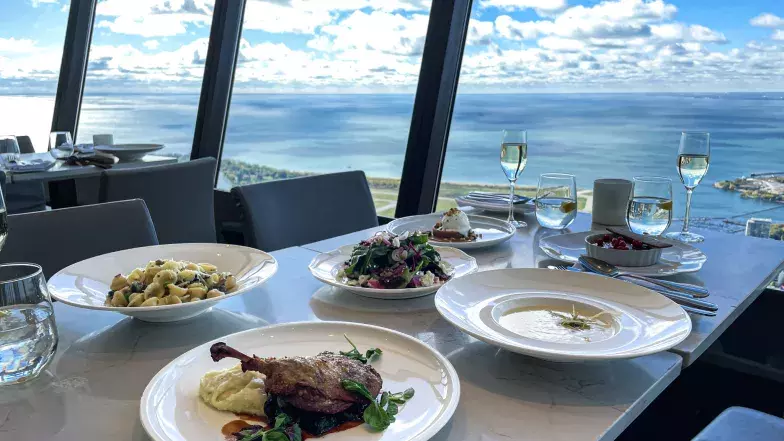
714,176,784,204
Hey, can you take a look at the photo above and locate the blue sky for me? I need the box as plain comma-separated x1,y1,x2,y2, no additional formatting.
1,0,783,93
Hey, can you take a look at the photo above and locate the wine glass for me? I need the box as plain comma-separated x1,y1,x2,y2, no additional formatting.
49,131,74,159
665,131,710,243
627,176,672,236
535,173,577,230
500,130,528,228
0,135,21,154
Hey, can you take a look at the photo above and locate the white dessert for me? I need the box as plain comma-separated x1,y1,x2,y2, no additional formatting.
199,364,267,416
438,208,472,237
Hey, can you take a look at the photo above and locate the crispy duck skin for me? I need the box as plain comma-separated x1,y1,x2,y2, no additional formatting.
210,342,383,414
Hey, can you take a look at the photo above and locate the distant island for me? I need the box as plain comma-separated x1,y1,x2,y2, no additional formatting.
714,175,784,203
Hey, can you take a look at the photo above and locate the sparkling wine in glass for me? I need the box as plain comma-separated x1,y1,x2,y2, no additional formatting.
500,130,528,228
665,131,710,243
627,177,672,236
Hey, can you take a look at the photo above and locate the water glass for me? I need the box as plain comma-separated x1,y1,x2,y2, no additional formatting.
49,131,74,159
0,263,58,386
627,177,673,236
0,135,21,154
535,173,577,230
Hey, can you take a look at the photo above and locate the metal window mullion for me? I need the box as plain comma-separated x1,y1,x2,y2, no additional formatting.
51,0,97,140
394,0,473,217
191,0,246,183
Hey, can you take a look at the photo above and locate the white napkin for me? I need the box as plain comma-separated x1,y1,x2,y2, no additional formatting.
0,153,56,172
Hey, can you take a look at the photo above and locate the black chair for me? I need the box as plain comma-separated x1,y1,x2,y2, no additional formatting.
4,135,47,214
231,171,378,251
692,407,784,441
0,199,159,279
99,157,217,244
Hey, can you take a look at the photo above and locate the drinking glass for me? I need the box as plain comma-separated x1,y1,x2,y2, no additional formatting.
0,263,58,386
49,131,74,159
0,135,21,154
665,131,710,243
535,173,577,230
627,176,672,236
500,130,528,228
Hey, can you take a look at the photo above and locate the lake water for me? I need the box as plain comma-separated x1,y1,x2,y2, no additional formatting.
4,92,783,221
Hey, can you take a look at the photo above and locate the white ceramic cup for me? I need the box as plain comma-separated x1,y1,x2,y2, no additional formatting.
93,134,113,146
591,179,632,226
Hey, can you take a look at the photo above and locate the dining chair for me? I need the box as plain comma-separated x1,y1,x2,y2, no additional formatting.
231,170,378,251
99,157,217,244
16,136,36,154
0,199,159,279
2,135,48,214
692,407,784,441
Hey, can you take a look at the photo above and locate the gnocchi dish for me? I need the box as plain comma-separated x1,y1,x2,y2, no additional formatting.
105,259,237,308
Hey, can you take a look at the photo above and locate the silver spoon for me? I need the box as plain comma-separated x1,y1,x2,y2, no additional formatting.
578,256,710,298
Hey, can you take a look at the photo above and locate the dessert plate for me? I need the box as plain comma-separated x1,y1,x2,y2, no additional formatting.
386,214,515,250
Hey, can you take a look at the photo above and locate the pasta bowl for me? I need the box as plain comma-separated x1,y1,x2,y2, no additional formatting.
47,243,277,322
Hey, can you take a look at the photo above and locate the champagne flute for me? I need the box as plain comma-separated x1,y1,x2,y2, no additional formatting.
500,130,528,228
627,176,672,236
665,131,710,243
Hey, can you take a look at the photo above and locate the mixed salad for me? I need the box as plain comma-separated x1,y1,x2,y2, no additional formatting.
337,231,453,289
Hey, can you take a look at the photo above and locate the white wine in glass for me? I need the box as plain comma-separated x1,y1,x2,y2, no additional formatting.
500,130,528,228
666,131,710,243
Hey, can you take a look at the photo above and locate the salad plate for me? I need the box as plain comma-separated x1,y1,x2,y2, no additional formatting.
308,235,478,300
140,321,461,441
48,243,277,322
539,230,706,277
436,268,691,362
94,143,164,161
386,213,515,250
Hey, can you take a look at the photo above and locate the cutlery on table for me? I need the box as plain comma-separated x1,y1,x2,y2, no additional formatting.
578,256,710,298
464,192,531,204
549,264,718,315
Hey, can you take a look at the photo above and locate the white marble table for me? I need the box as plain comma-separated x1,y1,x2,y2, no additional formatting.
304,213,784,367
0,246,684,441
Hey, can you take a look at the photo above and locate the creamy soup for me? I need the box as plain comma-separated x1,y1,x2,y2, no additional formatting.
498,305,616,344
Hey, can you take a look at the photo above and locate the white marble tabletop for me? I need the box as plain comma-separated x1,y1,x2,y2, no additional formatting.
304,212,784,367
4,155,178,183
0,246,684,441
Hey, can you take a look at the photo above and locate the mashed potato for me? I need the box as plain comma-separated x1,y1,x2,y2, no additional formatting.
199,364,267,416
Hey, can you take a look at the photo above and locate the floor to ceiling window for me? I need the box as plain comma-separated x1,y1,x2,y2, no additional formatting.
76,0,215,156
437,0,784,235
0,0,71,151
220,0,433,217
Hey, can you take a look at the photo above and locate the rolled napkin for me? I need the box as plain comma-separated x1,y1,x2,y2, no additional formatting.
591,179,632,226
65,151,118,169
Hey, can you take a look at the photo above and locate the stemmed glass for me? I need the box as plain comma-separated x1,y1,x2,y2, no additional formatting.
500,130,528,228
665,132,710,243
49,131,74,159
535,173,577,230
627,177,672,236
0,135,21,154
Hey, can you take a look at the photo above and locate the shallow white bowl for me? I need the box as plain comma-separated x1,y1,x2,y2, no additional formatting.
308,244,478,299
436,268,691,362
584,233,662,267
94,143,164,161
48,243,277,322
140,321,461,441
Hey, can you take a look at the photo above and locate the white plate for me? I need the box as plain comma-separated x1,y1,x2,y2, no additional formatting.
539,231,707,277
436,268,691,362
454,196,534,215
308,245,478,299
140,321,461,441
94,143,164,161
48,243,277,322
386,214,515,250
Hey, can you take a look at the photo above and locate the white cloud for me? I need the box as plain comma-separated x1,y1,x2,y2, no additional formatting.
95,0,213,37
773,30,784,41
652,23,727,43
750,13,784,28
30,0,59,6
495,15,551,40
315,10,429,56
467,20,495,46
0,38,38,53
538,36,584,52
480,0,567,14
143,40,160,50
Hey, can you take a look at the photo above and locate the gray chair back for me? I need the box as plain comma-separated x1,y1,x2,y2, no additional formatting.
99,157,217,244
0,199,159,279
16,136,36,154
231,171,378,251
